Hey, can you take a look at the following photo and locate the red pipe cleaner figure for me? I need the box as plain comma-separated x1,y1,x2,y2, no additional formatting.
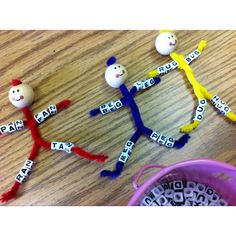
0,79,108,203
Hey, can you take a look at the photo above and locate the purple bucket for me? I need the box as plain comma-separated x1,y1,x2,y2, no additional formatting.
128,159,236,206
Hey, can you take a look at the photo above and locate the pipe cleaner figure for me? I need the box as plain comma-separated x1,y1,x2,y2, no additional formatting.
148,30,236,133
0,79,108,203
89,56,190,179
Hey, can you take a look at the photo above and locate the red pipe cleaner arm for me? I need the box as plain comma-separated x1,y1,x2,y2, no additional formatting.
0,142,41,203
31,99,72,126
29,124,108,163
71,146,108,163
0,119,28,136
56,99,72,112
32,133,108,163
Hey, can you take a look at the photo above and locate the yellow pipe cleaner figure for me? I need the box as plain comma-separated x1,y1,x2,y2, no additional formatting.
148,30,236,133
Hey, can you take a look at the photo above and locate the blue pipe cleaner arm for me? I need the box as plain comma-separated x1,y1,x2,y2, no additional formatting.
90,56,191,179
130,76,161,96
89,98,125,117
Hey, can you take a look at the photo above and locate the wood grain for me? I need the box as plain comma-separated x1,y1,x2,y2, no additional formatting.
0,30,235,206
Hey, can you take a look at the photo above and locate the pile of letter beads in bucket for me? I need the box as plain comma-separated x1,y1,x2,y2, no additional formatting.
140,180,228,206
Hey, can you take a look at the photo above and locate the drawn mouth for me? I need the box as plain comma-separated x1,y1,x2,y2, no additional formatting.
169,40,177,46
116,70,125,78
12,96,24,101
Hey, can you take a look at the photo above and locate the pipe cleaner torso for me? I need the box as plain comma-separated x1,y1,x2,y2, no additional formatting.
90,62,190,179
149,37,236,133
1,80,107,203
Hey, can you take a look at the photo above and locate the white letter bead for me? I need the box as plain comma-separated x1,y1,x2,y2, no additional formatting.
42,109,50,119
123,147,132,156
184,188,194,198
158,135,167,146
64,142,74,153
161,183,170,190
0,125,8,134
218,199,228,206
100,105,108,114
220,105,231,115
173,192,184,202
34,112,45,123
195,183,206,193
212,98,231,115
150,132,160,141
184,200,192,206
20,167,31,177
51,142,74,153
199,99,207,106
173,180,184,190
15,173,27,183
142,78,155,89
211,193,220,203
205,187,215,199
193,102,206,122
151,201,160,206
133,81,143,91
7,122,16,133
125,140,135,150
15,120,24,130
210,95,220,106
157,66,166,76
23,160,34,169
185,50,201,64
164,189,174,199
171,60,178,69
141,196,153,206
165,137,175,148
48,105,57,115
199,195,209,205
186,181,196,189
118,152,129,163
148,191,157,200
156,195,168,206
153,185,164,196
114,100,123,109
107,102,115,112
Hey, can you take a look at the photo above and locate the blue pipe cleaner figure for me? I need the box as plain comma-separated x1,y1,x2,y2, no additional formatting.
90,56,190,179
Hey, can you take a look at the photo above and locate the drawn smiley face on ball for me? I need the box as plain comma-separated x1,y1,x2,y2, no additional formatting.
9,82,34,109
105,56,128,88
155,31,178,56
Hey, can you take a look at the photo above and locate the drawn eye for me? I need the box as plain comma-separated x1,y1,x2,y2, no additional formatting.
13,90,15,93
168,37,170,39
17,89,19,92
171,35,174,37
114,67,117,69
118,65,120,68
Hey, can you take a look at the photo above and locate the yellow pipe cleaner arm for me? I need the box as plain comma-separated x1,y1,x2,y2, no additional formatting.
148,40,207,78
170,50,206,133
198,40,207,53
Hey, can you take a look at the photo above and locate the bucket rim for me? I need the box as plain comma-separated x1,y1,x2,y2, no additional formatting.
128,158,236,206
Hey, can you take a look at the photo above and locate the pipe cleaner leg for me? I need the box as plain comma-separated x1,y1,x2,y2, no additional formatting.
49,140,108,163
203,89,236,122
143,126,190,149
180,86,206,133
180,96,206,133
100,130,142,179
31,128,108,163
0,142,40,203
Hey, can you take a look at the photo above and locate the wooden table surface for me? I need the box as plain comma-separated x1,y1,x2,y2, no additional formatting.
0,30,235,206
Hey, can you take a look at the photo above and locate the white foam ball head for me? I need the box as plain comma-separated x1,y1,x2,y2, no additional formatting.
155,32,178,56
105,63,128,88
9,83,35,109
